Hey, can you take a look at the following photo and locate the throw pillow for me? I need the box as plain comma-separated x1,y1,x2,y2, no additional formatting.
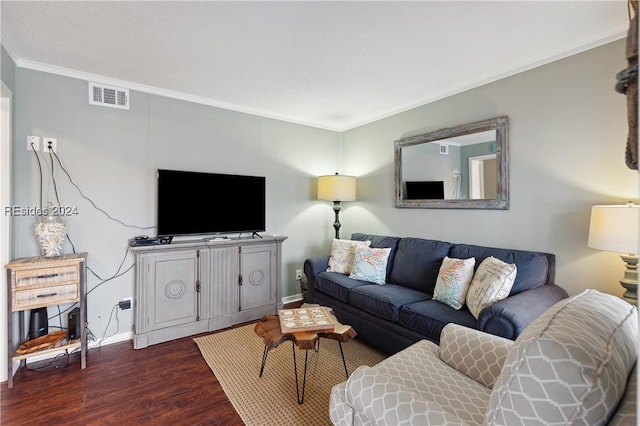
349,247,392,285
466,256,517,319
432,256,476,310
327,238,371,274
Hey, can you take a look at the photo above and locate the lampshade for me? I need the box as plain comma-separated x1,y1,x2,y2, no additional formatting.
588,204,640,254
317,174,356,201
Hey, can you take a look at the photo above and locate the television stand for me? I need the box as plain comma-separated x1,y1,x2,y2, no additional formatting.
130,235,287,349
252,232,263,239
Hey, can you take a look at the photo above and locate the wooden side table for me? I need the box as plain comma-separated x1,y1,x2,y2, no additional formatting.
5,253,88,388
254,308,356,404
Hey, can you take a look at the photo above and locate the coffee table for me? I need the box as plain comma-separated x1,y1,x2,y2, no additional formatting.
254,306,357,404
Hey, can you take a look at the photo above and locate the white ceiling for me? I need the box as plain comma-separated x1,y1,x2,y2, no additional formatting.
0,1,630,131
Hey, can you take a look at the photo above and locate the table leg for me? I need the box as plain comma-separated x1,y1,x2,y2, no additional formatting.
338,341,349,378
259,345,269,378
292,341,309,404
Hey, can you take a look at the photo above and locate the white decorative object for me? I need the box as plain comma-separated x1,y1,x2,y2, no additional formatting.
35,203,66,257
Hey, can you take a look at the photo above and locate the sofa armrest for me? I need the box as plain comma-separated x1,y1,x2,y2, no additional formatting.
439,323,513,389
478,283,569,340
343,365,469,425
303,255,330,303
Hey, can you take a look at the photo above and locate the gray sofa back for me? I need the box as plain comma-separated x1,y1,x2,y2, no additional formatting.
350,233,555,296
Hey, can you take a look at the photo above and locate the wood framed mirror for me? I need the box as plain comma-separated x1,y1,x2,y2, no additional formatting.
394,116,509,209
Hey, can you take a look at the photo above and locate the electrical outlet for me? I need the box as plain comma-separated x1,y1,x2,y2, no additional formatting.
43,137,57,153
295,269,303,280
27,136,40,151
118,297,133,310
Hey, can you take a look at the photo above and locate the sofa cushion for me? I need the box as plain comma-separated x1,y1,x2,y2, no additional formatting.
343,340,491,425
449,244,549,295
349,284,430,322
349,247,392,285
486,289,638,426
327,238,371,274
313,271,369,303
439,323,513,389
466,256,517,319
399,299,477,339
388,237,452,293
433,256,476,310
351,233,401,279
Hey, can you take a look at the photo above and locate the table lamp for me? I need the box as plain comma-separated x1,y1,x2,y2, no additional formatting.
317,173,356,239
588,203,640,304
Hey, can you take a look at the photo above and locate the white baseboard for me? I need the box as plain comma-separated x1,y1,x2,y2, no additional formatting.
89,330,133,349
282,293,303,305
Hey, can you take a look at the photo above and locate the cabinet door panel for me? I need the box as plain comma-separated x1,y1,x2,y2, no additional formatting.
209,247,239,317
240,245,275,310
148,251,199,329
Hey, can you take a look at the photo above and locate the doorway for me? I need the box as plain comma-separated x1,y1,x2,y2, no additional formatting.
468,154,497,199
1,81,12,382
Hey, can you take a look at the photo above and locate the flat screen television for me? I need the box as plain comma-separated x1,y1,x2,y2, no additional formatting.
405,181,445,200
157,169,266,237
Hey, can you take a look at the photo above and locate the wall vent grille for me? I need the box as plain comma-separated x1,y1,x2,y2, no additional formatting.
88,82,129,110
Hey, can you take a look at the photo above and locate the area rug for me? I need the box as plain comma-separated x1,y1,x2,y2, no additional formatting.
194,323,386,425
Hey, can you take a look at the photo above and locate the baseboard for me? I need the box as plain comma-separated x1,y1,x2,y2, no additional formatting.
89,330,133,348
282,293,303,305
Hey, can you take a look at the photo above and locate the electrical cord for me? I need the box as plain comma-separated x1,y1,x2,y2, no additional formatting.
48,149,62,207
87,247,135,296
50,149,155,230
30,143,44,209
24,346,82,371
95,304,120,349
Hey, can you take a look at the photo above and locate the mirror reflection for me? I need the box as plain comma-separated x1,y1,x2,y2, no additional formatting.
395,116,509,209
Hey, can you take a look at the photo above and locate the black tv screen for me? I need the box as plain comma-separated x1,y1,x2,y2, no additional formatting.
157,169,266,237
405,181,445,200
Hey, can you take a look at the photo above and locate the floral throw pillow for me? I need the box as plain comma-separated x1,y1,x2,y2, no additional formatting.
433,256,476,310
466,256,517,319
349,247,392,285
327,238,372,274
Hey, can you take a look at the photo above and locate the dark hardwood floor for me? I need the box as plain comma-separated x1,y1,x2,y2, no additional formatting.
1,325,252,426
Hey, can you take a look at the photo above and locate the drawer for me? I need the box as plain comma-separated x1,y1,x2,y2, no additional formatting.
13,265,79,289
12,283,79,311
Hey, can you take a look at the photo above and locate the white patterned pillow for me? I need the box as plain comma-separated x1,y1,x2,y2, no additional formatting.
466,256,517,319
433,256,476,310
349,247,391,285
327,238,371,274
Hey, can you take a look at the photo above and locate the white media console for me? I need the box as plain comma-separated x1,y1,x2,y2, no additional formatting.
131,234,287,349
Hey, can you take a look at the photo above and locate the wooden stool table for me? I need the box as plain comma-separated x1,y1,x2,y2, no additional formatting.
254,307,356,404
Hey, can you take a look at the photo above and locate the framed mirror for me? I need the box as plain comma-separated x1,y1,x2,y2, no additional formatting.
394,116,509,209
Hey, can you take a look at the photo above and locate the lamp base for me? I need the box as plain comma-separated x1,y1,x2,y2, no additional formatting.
619,254,638,305
332,201,342,239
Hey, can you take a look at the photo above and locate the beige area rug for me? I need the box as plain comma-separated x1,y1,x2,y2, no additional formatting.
194,323,387,426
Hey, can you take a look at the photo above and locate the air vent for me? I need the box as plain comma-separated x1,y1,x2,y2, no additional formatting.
88,82,129,110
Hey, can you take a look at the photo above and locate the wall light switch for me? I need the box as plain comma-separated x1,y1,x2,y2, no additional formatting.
27,136,40,151
43,137,57,153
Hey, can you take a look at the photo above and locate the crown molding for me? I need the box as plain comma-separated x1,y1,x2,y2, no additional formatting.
10,25,627,133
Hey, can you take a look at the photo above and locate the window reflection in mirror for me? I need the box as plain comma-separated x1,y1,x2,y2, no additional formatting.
394,116,508,209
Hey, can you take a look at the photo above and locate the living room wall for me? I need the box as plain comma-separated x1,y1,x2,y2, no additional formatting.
8,66,343,348
340,39,637,298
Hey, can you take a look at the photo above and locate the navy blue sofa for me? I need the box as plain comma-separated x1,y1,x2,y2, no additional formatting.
303,233,569,355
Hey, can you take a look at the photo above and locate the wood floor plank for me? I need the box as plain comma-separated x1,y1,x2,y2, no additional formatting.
1,330,245,426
